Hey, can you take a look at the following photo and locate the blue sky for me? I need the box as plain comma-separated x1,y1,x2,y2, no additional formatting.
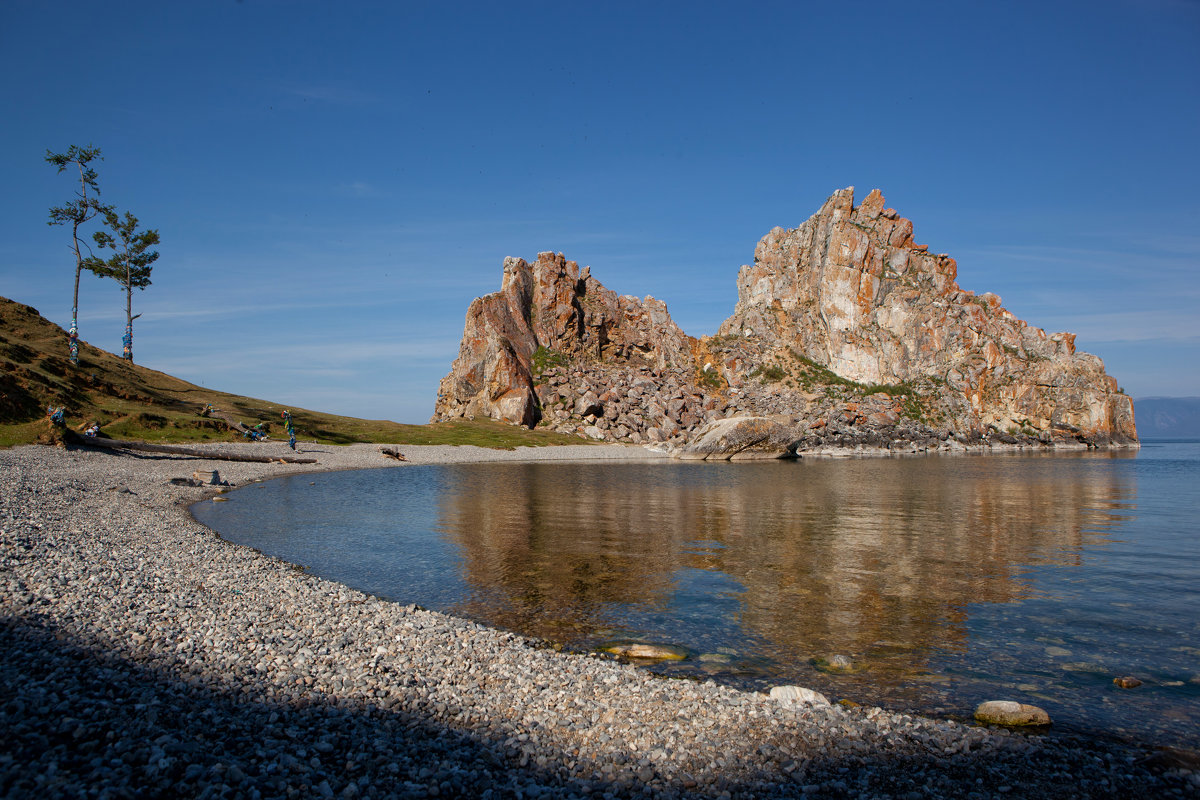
2,1,1197,422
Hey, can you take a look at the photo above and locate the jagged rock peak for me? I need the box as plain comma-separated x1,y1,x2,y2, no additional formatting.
432,252,695,429
718,187,1136,443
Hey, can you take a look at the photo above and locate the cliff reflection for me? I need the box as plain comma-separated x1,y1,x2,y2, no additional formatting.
437,455,1134,685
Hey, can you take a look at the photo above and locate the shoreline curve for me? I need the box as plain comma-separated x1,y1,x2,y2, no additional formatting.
1,441,1189,798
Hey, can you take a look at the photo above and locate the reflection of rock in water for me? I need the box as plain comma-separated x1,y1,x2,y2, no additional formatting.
715,456,1132,674
437,457,1133,680
439,464,684,641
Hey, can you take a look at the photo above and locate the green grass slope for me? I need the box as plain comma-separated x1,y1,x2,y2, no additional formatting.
0,296,586,449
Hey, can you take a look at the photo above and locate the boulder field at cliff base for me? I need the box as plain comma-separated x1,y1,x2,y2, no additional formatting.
434,188,1136,457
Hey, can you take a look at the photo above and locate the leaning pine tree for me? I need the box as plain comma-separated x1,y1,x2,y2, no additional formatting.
85,210,160,362
46,145,110,365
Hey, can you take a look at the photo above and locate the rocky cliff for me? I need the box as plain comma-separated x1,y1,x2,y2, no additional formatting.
718,187,1136,445
433,189,1137,454
432,252,699,440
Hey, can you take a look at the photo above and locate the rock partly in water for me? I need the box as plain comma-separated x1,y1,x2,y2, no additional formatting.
675,415,798,461
600,643,689,661
1113,676,1143,689
974,700,1051,726
769,685,831,707
813,654,856,673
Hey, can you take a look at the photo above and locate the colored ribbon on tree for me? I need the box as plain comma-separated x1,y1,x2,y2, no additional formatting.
69,317,79,365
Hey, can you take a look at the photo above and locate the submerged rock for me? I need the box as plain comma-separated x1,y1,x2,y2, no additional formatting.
697,652,734,665
974,700,1051,726
600,643,688,661
813,654,856,673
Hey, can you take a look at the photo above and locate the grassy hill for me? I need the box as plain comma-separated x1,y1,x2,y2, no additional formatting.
0,296,585,449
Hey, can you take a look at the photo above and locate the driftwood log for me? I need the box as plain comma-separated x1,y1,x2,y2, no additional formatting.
63,430,317,464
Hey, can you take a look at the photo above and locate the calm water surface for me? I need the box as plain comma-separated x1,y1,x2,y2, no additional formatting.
193,442,1200,748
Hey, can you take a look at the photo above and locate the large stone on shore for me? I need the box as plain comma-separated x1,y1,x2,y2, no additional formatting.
769,685,831,707
676,416,799,461
974,700,1051,726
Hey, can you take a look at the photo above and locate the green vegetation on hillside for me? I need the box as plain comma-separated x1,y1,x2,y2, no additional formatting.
0,296,586,449
531,345,569,381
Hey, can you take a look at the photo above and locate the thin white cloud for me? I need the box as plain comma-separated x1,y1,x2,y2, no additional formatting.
1144,234,1200,257
336,181,380,198
1047,309,1200,344
78,300,358,324
957,244,1197,278
154,337,460,375
281,81,378,106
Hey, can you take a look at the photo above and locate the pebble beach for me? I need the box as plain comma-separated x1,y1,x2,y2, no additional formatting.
1,441,1195,799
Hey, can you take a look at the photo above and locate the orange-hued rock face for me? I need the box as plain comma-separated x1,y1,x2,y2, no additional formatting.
432,252,695,428
434,189,1137,448
718,187,1136,444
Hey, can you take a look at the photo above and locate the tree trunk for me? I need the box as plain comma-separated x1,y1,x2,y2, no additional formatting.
68,158,89,366
70,218,82,365
123,262,133,361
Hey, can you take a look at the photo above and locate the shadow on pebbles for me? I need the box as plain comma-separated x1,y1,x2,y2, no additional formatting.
1,443,1195,799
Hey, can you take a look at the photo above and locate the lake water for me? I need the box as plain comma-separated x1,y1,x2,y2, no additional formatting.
192,442,1200,749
